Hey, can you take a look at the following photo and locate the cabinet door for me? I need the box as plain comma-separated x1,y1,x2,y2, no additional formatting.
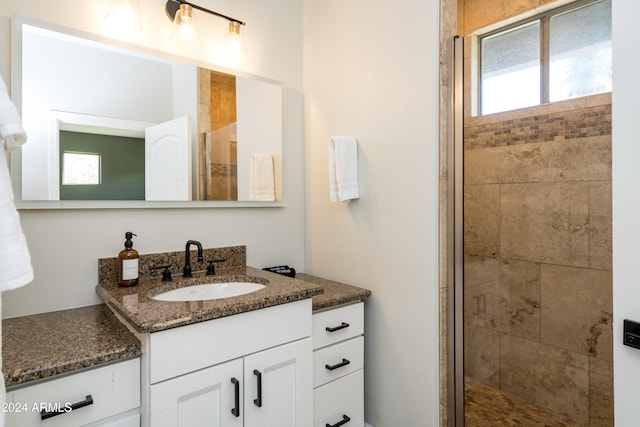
150,358,243,427
244,338,313,427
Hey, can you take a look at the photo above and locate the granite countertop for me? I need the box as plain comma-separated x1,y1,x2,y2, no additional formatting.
3,272,370,389
302,274,372,311
2,304,141,389
96,266,325,333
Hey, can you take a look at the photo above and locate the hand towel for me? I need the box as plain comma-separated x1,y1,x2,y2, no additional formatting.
329,136,359,202
0,75,33,292
0,138,33,292
0,76,27,151
249,153,275,201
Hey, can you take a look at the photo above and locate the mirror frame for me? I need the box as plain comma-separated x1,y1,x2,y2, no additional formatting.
10,17,287,209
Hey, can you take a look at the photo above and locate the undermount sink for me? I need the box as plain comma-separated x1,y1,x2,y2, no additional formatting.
152,282,266,302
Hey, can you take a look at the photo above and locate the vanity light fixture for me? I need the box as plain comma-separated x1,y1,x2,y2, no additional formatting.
165,0,246,51
106,0,143,32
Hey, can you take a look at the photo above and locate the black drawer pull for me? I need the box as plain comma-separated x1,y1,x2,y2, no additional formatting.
231,377,240,417
325,358,351,371
326,414,351,427
253,369,263,407
326,322,350,333
40,394,93,420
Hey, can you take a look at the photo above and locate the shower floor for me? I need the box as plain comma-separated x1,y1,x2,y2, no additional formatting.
464,380,581,427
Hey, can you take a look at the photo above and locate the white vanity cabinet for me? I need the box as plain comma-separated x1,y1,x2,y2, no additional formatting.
5,358,140,427
312,302,365,427
144,299,313,427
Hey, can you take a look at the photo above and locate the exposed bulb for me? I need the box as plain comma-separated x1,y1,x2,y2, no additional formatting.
221,21,246,57
173,4,197,41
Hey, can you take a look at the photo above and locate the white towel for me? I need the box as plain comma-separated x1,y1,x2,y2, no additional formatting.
0,75,33,292
249,153,275,201
329,136,359,202
0,76,27,151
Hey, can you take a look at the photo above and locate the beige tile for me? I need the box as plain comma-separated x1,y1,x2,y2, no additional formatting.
465,259,540,340
539,136,611,182
590,358,614,427
540,265,613,360
590,181,613,270
464,325,501,387
500,182,590,267
499,335,589,425
465,143,542,185
464,185,499,257
464,255,500,288
464,0,539,33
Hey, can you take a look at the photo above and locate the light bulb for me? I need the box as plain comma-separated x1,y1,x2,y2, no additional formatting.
172,4,198,41
221,21,246,57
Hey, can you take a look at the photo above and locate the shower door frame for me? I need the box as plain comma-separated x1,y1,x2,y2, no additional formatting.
448,34,465,427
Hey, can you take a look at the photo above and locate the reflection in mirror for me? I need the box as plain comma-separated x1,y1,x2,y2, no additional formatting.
13,19,284,207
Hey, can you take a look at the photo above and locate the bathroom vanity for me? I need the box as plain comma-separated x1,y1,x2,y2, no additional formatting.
2,305,141,427
3,246,370,427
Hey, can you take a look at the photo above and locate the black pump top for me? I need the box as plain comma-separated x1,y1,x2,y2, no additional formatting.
124,232,137,249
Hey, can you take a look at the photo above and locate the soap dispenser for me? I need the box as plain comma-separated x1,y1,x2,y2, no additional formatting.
118,232,139,287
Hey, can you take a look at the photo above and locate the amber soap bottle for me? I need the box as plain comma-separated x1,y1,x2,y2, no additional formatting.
118,232,139,287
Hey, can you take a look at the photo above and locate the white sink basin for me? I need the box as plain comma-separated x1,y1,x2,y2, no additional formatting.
152,282,265,302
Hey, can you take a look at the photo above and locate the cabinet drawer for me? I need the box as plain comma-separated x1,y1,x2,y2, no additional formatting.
312,302,364,350
313,336,363,388
149,299,311,383
314,369,364,427
7,359,140,427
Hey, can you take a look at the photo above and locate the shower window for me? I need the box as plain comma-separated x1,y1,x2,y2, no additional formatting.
479,0,611,115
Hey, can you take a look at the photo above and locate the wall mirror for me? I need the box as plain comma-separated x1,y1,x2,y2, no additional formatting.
11,18,285,208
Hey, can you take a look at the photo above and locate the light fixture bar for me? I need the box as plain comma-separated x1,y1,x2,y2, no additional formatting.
165,0,245,26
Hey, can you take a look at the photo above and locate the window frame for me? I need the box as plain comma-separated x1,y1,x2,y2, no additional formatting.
476,0,609,115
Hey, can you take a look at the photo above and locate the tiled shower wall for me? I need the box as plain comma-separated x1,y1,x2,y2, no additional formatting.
463,93,613,426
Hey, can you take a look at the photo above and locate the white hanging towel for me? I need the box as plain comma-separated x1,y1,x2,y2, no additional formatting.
329,136,359,202
249,153,275,201
0,75,32,291
0,76,27,151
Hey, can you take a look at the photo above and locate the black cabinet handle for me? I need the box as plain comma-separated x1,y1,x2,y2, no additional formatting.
253,369,262,407
325,358,351,371
326,322,349,333
326,414,351,427
231,377,240,417
40,394,93,420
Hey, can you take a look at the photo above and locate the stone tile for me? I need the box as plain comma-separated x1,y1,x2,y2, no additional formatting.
499,335,589,425
463,0,539,33
464,255,499,288
465,258,540,340
464,184,499,257
540,265,613,360
589,358,614,427
464,325,500,387
465,380,582,427
500,182,590,267
590,181,613,270
539,136,611,182
465,143,542,185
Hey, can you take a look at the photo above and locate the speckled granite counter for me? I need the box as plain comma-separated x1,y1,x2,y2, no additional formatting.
3,304,141,389
301,274,372,311
96,266,324,333
3,271,369,390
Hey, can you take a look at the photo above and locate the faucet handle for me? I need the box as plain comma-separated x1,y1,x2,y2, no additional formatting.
205,258,228,276
150,265,173,282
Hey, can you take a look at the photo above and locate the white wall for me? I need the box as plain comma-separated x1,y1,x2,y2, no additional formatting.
612,0,640,424
303,0,440,425
0,0,304,318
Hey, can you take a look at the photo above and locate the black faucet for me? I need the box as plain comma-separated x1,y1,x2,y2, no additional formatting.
183,240,204,277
